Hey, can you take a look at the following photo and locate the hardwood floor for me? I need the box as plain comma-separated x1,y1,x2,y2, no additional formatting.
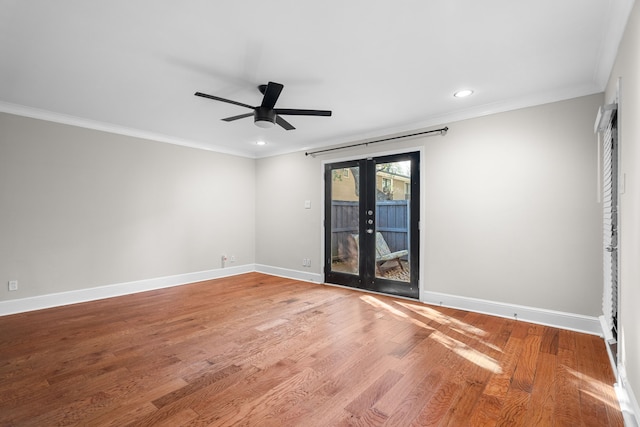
0,273,623,426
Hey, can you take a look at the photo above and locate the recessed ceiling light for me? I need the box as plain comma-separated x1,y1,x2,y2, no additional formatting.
256,140,267,146
453,89,474,98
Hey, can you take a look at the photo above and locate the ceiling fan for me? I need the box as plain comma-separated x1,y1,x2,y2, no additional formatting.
195,81,331,130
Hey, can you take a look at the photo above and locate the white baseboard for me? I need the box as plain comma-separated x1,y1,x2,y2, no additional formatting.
0,264,255,316
617,364,640,427
599,315,619,375
254,264,323,284
421,290,602,336
599,315,616,343
0,266,602,338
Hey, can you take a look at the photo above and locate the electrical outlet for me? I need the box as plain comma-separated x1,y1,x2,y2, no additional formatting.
230,255,236,263
8,280,18,291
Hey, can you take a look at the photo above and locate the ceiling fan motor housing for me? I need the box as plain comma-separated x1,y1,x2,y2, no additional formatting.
254,107,276,128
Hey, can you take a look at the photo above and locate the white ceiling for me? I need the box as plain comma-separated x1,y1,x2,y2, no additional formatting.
0,1,634,158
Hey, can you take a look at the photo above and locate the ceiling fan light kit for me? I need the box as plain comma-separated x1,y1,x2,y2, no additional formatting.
254,107,276,128
195,81,332,131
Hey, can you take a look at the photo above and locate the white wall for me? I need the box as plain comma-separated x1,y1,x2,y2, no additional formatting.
256,93,603,317
423,95,602,315
2,94,605,319
606,0,640,418
0,113,256,300
255,151,322,274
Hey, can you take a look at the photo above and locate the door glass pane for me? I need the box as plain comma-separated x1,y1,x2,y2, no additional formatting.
375,161,411,282
330,166,359,275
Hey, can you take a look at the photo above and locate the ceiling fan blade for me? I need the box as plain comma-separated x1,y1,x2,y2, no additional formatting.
260,82,284,109
275,115,295,130
194,92,254,110
222,112,254,122
274,108,332,117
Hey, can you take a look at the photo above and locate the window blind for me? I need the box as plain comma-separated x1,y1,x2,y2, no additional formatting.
600,106,618,339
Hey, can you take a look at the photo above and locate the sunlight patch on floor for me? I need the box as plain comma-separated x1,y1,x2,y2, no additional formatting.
359,295,502,373
395,301,503,354
565,365,620,411
359,295,433,331
395,301,486,337
430,330,503,374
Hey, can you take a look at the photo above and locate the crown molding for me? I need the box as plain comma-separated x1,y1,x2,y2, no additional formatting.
0,101,255,159
1,80,604,161
292,83,603,160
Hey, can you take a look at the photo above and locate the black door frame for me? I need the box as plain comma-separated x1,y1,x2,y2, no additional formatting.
323,151,420,299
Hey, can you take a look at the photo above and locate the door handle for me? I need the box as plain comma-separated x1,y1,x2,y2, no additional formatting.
366,229,374,234
605,246,616,252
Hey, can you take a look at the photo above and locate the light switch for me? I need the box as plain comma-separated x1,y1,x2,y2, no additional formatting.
304,200,311,209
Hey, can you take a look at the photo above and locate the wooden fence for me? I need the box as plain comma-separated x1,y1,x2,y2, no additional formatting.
331,200,409,260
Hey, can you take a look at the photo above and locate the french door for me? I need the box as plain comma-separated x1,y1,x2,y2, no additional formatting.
324,152,420,299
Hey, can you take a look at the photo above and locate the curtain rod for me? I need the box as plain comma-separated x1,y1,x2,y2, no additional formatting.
304,126,449,157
